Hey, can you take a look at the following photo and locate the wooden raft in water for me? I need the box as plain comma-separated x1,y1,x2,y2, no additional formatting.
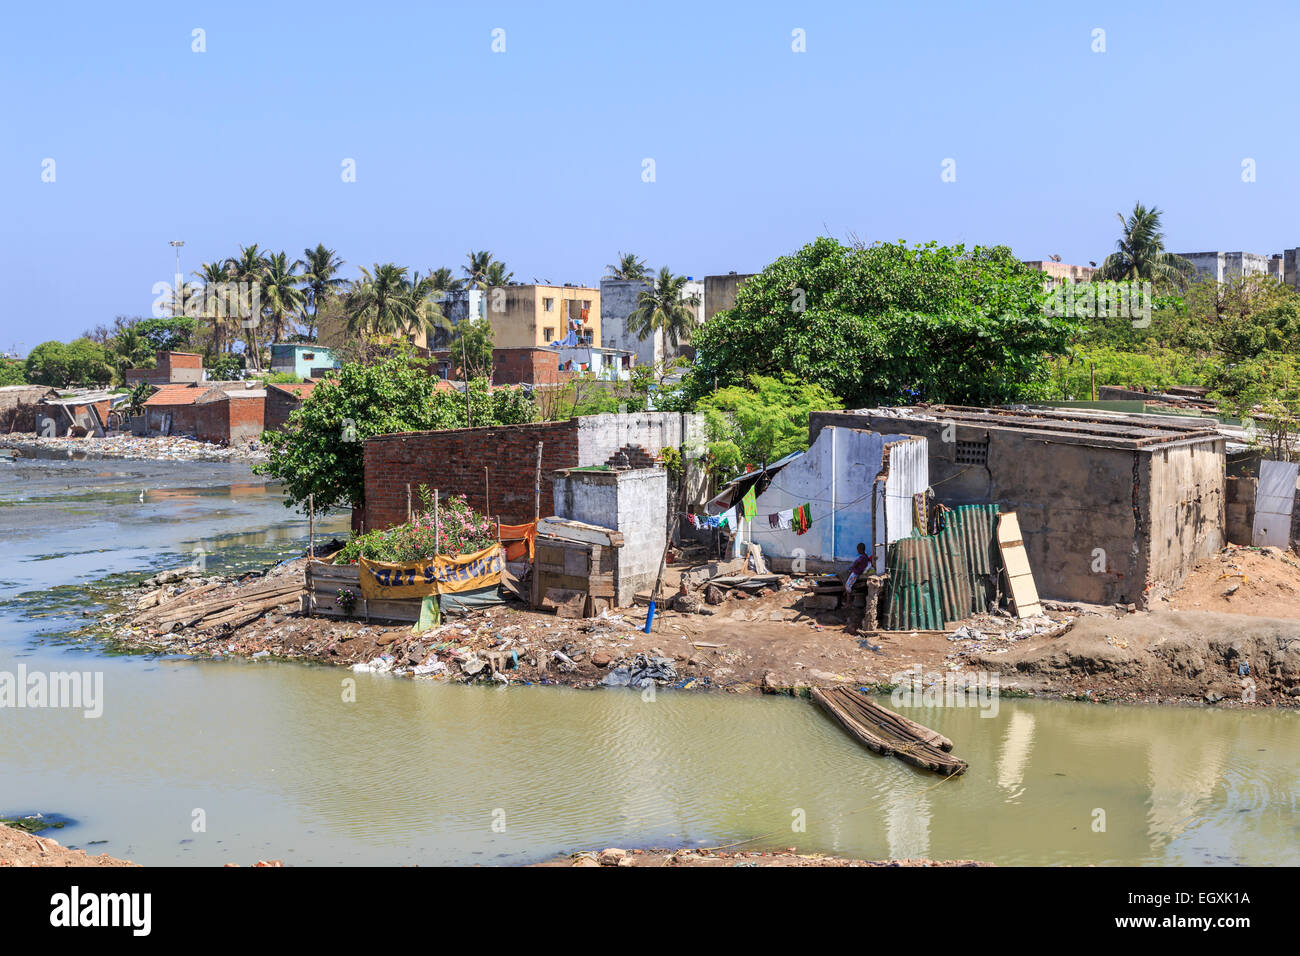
811,686,968,777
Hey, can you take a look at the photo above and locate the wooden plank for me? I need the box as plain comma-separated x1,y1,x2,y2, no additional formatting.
996,512,1042,618
811,687,967,776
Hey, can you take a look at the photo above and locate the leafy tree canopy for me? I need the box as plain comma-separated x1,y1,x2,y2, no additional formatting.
24,339,114,388
683,238,1077,408
135,316,197,352
256,347,535,513
696,372,841,477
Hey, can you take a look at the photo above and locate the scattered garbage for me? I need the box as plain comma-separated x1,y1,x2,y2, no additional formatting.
601,653,678,689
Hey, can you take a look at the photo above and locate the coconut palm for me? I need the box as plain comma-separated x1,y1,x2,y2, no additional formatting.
629,266,700,349
193,260,236,354
483,261,513,288
300,244,347,340
345,263,437,344
463,250,495,288
605,252,651,281
225,244,269,369
261,251,305,344
1095,203,1196,290
429,266,461,293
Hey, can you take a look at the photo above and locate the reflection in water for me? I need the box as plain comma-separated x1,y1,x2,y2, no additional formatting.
1,458,1299,866
997,709,1036,798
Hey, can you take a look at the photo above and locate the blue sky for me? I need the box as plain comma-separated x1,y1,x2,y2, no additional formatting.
1,0,1294,350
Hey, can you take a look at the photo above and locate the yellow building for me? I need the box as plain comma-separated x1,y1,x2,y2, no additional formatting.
487,284,600,349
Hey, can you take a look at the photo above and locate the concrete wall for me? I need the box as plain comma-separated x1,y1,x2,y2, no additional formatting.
576,411,708,506
600,277,704,367
600,279,659,369
810,410,1224,607
745,427,927,572
552,467,668,606
1141,440,1226,601
1174,251,1273,283
703,273,754,322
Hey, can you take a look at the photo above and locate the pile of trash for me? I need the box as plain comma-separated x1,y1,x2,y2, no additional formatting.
1,433,265,463
943,612,1074,655
600,653,678,688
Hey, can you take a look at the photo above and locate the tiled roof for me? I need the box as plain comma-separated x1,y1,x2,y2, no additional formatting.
142,385,203,407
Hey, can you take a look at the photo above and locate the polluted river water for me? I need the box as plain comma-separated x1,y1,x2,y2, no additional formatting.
1,454,1297,866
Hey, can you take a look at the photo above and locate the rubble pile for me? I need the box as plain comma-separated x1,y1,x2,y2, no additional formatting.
1,432,266,463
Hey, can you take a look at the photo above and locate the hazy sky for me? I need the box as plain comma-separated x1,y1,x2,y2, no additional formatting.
2,0,1293,351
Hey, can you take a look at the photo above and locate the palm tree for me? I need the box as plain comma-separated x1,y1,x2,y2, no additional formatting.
345,263,439,345
483,261,513,288
225,244,268,369
429,267,461,293
193,260,235,354
261,251,305,345
300,245,347,341
629,267,700,350
1096,203,1196,290
606,252,651,281
463,250,495,288
403,270,450,344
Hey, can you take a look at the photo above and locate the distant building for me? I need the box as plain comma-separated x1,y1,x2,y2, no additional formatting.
600,277,704,369
1170,251,1278,283
703,273,755,323
485,284,600,350
1021,261,1097,285
0,385,59,433
124,351,204,387
270,344,338,380
265,381,317,431
137,382,266,445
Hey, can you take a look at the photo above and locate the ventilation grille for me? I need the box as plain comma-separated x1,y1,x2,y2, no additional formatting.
955,439,989,466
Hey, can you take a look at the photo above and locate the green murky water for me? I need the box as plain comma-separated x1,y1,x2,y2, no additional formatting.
1,454,1296,866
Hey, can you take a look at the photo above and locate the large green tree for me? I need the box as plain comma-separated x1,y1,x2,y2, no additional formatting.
25,339,114,387
684,237,1076,408
257,347,535,512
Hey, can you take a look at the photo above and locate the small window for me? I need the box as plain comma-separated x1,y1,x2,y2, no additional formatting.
543,297,555,311
581,300,591,310
955,439,989,466
302,352,314,361
543,327,555,341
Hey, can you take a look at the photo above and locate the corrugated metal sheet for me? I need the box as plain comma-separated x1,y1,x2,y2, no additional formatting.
884,503,1001,630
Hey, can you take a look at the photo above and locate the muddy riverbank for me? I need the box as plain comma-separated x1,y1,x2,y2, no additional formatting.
95,547,1300,708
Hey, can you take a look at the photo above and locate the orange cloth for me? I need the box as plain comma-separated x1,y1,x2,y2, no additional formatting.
498,520,538,561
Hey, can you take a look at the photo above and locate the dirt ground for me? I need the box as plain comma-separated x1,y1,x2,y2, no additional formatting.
1157,543,1300,618
0,823,135,867
95,543,1300,708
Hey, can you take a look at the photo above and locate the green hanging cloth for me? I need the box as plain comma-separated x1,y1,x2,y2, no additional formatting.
741,486,757,520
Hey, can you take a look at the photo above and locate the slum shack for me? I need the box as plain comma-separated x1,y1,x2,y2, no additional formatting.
0,385,59,433
809,405,1225,607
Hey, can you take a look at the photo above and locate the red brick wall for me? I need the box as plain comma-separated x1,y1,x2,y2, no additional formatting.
492,348,573,386
193,395,264,445
265,390,299,431
363,419,580,529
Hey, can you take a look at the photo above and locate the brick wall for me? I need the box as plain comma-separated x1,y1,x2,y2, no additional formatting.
363,419,581,529
265,389,299,431
492,347,573,386
192,395,264,445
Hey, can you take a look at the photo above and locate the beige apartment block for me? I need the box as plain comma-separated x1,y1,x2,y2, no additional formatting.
488,284,600,348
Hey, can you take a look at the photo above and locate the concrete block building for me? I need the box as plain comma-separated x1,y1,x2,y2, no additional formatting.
552,466,668,606
809,406,1226,607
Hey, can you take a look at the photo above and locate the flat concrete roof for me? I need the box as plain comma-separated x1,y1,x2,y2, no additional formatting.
845,405,1222,450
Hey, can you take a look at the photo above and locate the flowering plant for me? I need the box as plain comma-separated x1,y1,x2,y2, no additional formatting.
334,491,496,565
